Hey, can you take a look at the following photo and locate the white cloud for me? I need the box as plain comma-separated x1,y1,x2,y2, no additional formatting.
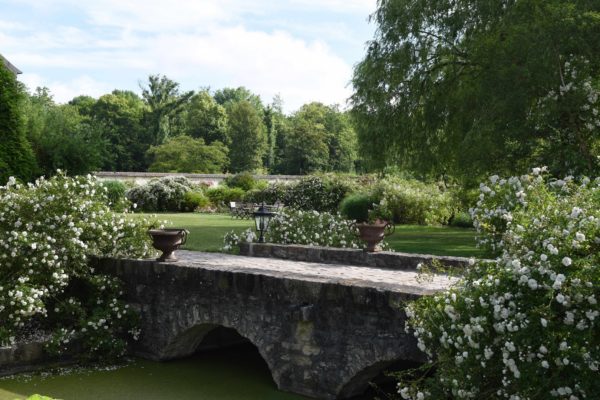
4,0,371,111
146,27,352,110
19,73,114,102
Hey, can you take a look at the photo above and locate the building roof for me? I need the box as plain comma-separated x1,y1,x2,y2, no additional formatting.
0,54,22,75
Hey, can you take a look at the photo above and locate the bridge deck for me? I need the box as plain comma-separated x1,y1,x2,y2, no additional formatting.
171,250,455,296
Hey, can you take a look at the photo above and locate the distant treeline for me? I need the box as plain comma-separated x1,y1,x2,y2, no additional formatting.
1,70,359,184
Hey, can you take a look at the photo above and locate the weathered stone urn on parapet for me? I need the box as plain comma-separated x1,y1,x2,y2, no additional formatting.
147,228,188,261
355,220,394,252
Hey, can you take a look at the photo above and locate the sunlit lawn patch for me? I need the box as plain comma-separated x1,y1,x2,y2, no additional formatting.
132,213,481,257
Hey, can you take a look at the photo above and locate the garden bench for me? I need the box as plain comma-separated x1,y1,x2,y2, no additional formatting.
229,202,244,219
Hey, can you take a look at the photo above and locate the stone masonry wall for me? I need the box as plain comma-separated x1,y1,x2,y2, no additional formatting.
94,253,437,399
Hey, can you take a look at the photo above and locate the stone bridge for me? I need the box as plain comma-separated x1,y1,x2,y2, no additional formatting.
95,246,462,399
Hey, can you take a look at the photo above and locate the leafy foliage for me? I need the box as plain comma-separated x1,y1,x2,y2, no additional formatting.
29,102,106,176
126,176,196,212
183,190,210,212
185,90,229,145
146,135,229,173
283,176,353,213
339,192,377,223
0,172,154,359
100,180,130,212
227,101,268,172
400,169,600,399
224,172,259,191
205,186,246,207
372,177,454,225
91,90,149,172
352,0,600,182
277,102,357,174
141,74,193,145
0,63,37,183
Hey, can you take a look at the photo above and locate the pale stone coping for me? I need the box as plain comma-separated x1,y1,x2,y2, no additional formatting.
145,250,458,296
239,242,472,271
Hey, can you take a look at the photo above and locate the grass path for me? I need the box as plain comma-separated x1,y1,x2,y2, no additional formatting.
135,213,483,257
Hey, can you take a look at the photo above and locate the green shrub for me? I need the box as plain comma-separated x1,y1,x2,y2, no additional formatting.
339,192,377,222
373,177,454,225
206,186,246,206
283,176,353,213
242,182,287,204
400,169,600,399
183,190,210,211
224,172,257,191
254,179,269,191
125,176,196,212
100,180,129,212
0,172,155,359
449,211,473,228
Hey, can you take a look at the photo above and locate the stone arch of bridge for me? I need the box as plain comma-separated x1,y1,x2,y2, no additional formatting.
157,321,280,388
336,355,422,399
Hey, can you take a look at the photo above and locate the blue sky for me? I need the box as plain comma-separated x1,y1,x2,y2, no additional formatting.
0,0,377,112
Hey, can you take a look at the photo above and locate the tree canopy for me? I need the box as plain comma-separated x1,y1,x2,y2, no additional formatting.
147,135,228,173
352,0,600,183
141,74,193,145
0,63,37,183
3,72,360,180
227,100,268,172
185,90,229,145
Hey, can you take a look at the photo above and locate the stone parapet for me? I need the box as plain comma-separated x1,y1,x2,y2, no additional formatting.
239,242,471,271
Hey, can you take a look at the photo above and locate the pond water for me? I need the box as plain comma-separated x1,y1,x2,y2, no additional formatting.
0,344,312,400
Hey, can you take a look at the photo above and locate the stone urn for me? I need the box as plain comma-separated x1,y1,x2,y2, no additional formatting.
148,228,188,262
355,220,395,252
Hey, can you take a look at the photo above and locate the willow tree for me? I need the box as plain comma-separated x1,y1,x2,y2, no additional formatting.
352,0,600,183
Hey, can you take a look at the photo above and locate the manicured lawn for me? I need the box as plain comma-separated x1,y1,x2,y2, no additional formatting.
135,213,483,257
386,225,484,257
140,213,255,252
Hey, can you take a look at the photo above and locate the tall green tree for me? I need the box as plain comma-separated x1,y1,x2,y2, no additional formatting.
185,90,229,144
146,135,228,173
141,75,193,145
33,104,106,176
0,64,37,183
263,94,286,171
68,95,96,117
92,90,149,171
279,102,357,174
352,0,600,183
22,88,106,177
214,87,264,112
281,103,329,174
227,100,267,172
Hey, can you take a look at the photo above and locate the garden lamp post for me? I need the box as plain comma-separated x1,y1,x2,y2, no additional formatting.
253,202,274,243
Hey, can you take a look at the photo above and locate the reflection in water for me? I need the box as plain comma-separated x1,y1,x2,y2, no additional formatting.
0,340,405,400
0,344,308,400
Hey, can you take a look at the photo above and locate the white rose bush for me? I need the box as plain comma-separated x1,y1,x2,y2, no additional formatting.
0,172,155,360
399,169,599,399
223,208,393,252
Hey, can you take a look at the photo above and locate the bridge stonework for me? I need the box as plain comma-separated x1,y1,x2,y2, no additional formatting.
95,251,456,399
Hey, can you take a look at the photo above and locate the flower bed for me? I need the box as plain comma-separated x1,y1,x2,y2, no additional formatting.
399,169,599,399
